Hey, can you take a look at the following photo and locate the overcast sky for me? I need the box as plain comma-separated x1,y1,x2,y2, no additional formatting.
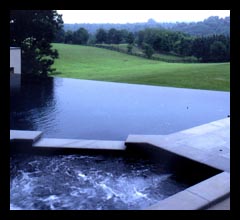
57,10,230,24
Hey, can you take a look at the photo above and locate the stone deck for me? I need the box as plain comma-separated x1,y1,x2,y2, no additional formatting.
126,118,230,172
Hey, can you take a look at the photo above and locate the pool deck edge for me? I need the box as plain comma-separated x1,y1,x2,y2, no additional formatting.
144,171,230,210
126,118,230,172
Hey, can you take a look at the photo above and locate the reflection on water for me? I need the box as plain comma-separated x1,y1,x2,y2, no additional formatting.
10,77,56,132
10,153,188,210
10,77,230,140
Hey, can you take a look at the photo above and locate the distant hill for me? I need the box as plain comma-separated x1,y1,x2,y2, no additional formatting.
64,16,230,36
64,19,164,34
169,16,230,36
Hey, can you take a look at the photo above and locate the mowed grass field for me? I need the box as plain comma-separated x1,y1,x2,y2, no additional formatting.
51,43,230,91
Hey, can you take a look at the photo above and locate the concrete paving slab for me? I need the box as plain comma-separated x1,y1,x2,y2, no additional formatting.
220,152,230,159
126,118,230,171
33,138,126,150
180,123,221,135
145,189,208,210
200,155,230,172
211,118,230,127
186,172,230,203
181,134,227,150
167,145,213,161
10,130,43,142
206,197,230,210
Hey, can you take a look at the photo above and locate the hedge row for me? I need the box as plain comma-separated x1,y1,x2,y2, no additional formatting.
92,44,199,63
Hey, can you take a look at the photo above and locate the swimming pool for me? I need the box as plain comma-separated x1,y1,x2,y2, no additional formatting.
10,77,230,140
10,76,229,210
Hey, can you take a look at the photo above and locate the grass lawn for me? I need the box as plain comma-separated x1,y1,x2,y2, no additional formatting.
51,43,230,91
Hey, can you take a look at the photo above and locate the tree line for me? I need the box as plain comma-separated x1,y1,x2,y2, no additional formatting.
54,27,230,62
64,16,230,36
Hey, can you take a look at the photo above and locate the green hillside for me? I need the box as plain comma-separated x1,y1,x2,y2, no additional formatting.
51,43,230,91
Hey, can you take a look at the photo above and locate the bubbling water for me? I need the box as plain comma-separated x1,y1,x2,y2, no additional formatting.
10,153,188,210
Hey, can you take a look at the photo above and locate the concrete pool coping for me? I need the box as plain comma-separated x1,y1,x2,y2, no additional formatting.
145,171,229,210
10,117,230,210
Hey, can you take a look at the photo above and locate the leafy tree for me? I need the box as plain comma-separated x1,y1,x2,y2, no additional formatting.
142,28,158,46
119,29,129,43
143,43,154,59
191,37,206,61
10,10,63,77
137,28,185,54
95,28,107,43
210,41,227,62
87,34,96,45
191,35,229,62
174,37,193,56
53,28,65,43
127,44,133,53
92,26,229,63
137,30,145,47
126,32,134,44
107,28,122,44
64,30,73,44
72,27,89,45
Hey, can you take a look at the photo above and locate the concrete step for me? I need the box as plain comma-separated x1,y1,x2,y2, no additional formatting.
10,130,43,143
33,138,126,151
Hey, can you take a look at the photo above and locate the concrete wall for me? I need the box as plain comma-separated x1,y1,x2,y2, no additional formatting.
10,47,21,74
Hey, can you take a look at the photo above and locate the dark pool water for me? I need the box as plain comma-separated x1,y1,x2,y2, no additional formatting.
10,77,230,140
10,76,229,210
